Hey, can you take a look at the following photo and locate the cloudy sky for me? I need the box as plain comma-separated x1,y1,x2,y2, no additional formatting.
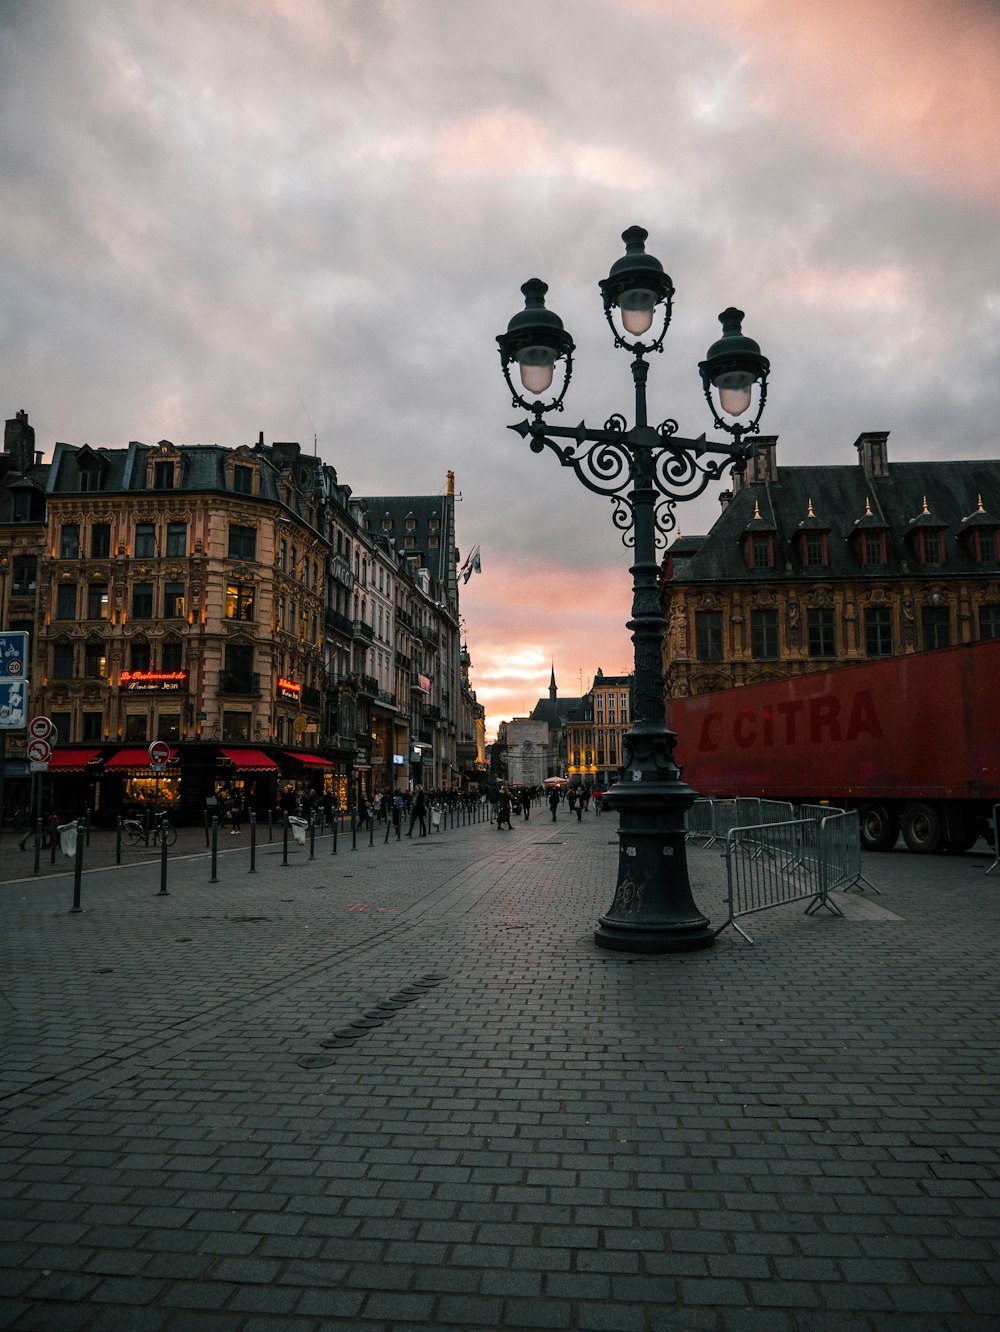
3,0,999,737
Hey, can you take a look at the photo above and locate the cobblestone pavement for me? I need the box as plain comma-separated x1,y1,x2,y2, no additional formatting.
1,810,998,1330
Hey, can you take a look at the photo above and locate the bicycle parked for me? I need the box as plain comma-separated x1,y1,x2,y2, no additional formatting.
119,810,178,847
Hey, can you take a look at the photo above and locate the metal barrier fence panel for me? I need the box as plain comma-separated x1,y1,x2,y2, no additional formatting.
819,809,879,893
987,803,1000,876
684,798,716,843
721,818,842,944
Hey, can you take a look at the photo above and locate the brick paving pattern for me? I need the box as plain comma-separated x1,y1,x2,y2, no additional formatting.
1,809,998,1329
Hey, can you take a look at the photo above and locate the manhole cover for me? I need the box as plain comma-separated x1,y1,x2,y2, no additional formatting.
349,1017,383,1030
297,1055,335,1068
332,1027,364,1039
320,1038,357,1049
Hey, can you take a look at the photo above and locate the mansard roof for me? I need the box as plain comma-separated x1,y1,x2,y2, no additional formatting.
665,448,1000,583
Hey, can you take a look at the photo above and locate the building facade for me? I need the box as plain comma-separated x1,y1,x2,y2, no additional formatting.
0,410,477,822
660,432,1000,698
565,668,633,788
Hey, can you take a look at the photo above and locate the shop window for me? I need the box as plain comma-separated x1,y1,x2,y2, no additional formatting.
125,714,148,740
921,605,950,650
135,523,157,557
87,585,109,620
60,524,80,559
52,642,74,678
164,583,186,618
51,712,72,742
228,524,256,561
233,464,254,495
132,583,154,618
130,641,151,671
979,604,1000,640
91,523,111,558
864,607,893,657
166,522,187,557
226,582,254,621
82,713,103,741
750,609,779,660
55,584,77,619
154,461,175,490
84,644,107,678
222,711,251,741
807,608,836,658
12,555,36,594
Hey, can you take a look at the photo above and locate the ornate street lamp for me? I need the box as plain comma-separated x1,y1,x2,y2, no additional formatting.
497,226,770,952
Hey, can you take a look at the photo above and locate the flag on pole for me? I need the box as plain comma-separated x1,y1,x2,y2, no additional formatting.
461,544,482,584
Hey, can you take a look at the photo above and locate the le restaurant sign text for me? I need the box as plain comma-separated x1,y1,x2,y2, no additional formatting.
119,670,188,693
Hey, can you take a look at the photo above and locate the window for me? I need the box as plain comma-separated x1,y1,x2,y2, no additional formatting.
84,644,107,678
233,464,254,494
91,523,111,558
79,467,99,493
695,612,724,661
228,524,256,560
131,583,154,619
807,608,837,658
980,605,1000,639
82,713,103,741
224,643,254,690
87,584,109,620
125,714,148,740
154,461,174,490
163,583,186,618
921,605,950,650
749,534,774,570
279,539,287,572
60,524,80,559
12,490,33,522
55,584,77,620
864,607,893,657
51,712,72,742
135,523,157,557
130,641,151,671
750,609,779,660
161,714,181,742
973,528,997,564
862,531,887,567
12,555,37,593
226,582,254,621
166,522,187,557
803,532,828,568
223,712,251,741
52,642,74,678
161,641,183,671
918,530,944,566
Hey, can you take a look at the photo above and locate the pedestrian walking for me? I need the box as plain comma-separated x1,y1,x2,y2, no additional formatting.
548,787,560,822
407,785,427,837
497,786,513,831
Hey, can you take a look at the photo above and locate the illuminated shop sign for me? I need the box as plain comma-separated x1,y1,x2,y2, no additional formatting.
119,670,188,693
417,674,432,693
277,676,302,701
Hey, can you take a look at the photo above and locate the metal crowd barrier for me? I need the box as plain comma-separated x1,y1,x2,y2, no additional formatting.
987,803,999,876
716,807,879,944
685,796,794,848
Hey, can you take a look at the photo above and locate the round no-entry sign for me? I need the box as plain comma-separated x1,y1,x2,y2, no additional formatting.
27,738,52,763
148,741,170,765
29,715,54,741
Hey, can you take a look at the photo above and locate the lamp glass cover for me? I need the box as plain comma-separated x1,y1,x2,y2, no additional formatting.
719,384,752,416
518,359,555,394
619,287,657,335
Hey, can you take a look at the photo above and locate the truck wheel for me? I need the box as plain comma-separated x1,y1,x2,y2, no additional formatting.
901,802,942,854
859,804,899,852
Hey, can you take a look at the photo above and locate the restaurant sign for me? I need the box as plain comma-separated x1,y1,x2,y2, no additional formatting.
119,670,188,693
277,676,302,701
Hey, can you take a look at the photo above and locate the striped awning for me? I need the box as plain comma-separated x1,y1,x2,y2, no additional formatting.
47,748,103,772
221,748,279,771
283,751,335,768
104,747,179,769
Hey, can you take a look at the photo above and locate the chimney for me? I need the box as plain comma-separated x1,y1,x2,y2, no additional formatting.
855,431,889,479
4,409,35,474
746,435,778,483
718,489,733,511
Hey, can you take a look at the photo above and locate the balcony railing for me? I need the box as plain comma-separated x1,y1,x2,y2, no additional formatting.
353,619,374,642
357,673,379,696
219,671,260,697
325,607,354,637
377,689,397,707
423,704,441,722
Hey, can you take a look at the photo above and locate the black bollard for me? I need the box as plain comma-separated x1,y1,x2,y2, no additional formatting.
369,814,374,848
116,815,122,865
158,817,169,896
282,813,289,866
50,814,57,865
33,816,42,876
85,807,91,847
249,811,257,873
268,809,273,844
309,814,315,861
70,819,85,913
209,815,219,883
332,811,338,854
351,811,357,851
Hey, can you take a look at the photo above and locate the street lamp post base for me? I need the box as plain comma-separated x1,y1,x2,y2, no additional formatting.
594,780,716,954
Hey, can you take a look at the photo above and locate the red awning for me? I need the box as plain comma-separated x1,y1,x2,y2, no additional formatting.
221,748,279,771
104,747,179,770
48,748,102,772
283,751,335,768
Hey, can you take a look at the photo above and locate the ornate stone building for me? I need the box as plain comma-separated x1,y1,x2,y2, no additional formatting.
660,432,1000,697
566,668,633,788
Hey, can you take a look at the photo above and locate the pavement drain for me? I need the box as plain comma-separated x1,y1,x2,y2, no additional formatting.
300,973,447,1065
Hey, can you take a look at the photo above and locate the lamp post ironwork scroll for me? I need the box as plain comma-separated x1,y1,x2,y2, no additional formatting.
497,226,770,953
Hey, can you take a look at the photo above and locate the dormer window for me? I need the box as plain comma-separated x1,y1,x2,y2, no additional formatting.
741,500,776,571
973,528,997,564
918,529,944,566
79,467,99,493
960,496,997,566
154,461,175,490
233,464,254,495
862,530,888,567
797,498,830,569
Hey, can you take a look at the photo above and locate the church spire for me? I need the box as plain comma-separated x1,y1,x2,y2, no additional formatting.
549,661,557,702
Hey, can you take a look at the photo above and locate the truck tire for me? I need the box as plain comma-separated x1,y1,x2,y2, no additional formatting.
859,803,899,853
901,802,942,854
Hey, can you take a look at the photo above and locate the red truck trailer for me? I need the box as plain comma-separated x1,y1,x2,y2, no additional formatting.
667,639,1000,853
